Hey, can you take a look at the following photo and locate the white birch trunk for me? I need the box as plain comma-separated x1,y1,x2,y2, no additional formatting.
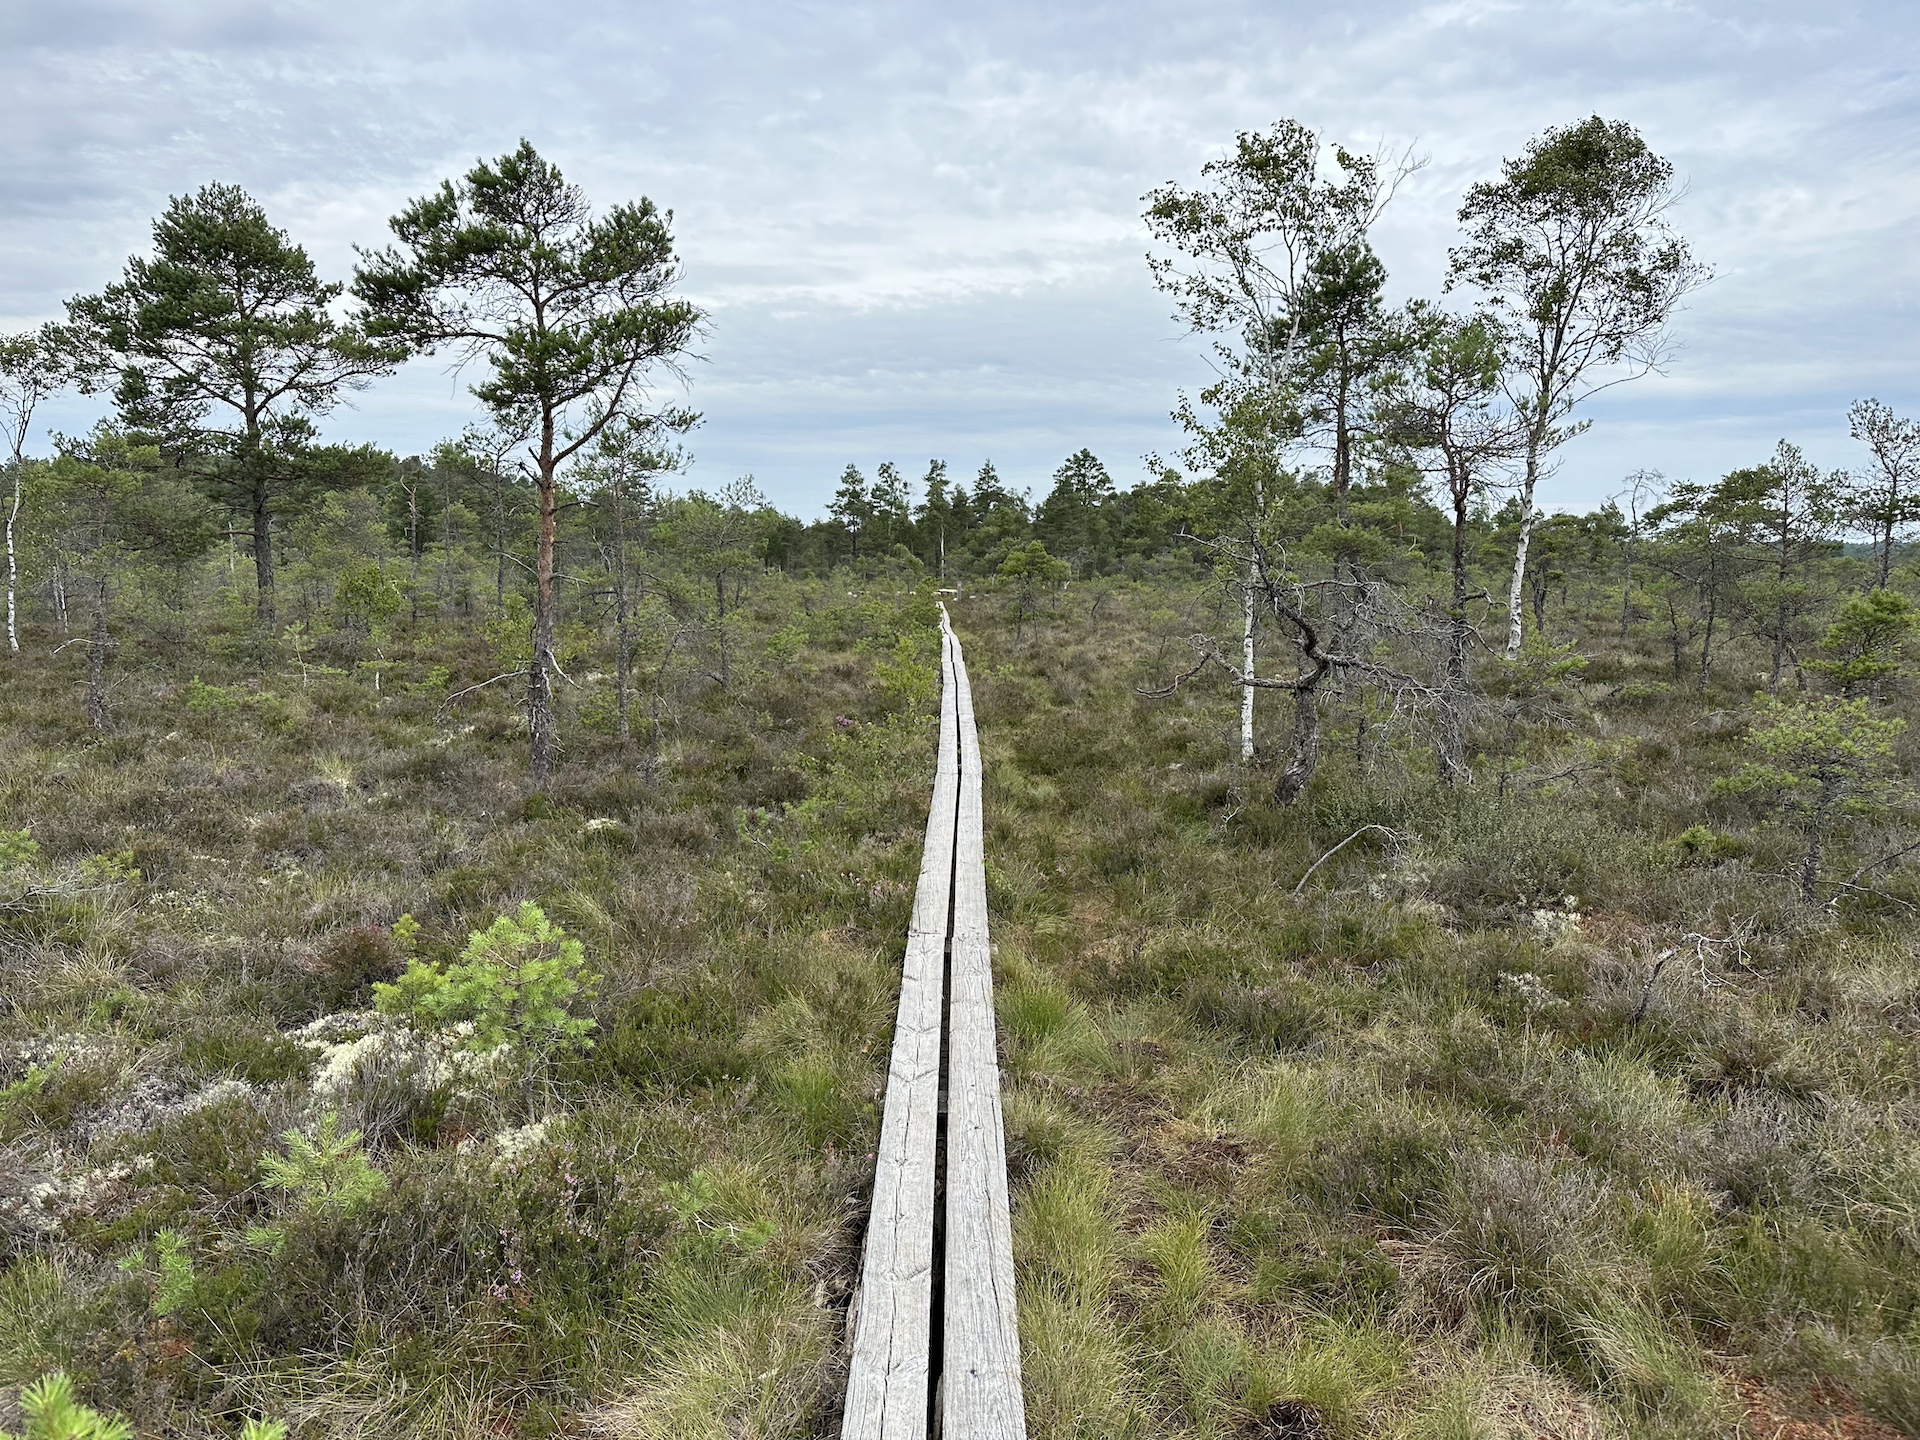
1504,507,1534,659
6,465,19,654
1240,573,1256,760
1505,444,1542,659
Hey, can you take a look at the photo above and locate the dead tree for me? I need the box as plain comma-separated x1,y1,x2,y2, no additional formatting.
1144,538,1448,804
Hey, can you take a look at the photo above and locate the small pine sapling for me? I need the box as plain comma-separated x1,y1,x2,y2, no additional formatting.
0,1373,283,1440
152,1228,195,1316
1809,589,1915,698
250,1110,388,1251
374,902,599,1098
1716,694,1907,903
0,827,38,870
0,1373,131,1440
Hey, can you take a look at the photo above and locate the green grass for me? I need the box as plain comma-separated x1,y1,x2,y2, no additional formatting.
3,570,1919,1438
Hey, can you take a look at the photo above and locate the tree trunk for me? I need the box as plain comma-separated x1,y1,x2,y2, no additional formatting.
1619,538,1635,644
1332,367,1353,524
252,484,275,626
529,427,559,783
613,474,632,741
1698,549,1719,690
1240,571,1256,762
1272,676,1323,804
442,468,457,614
1800,782,1837,903
1699,591,1716,690
1504,438,1543,659
408,482,421,625
244,440,275,628
85,578,109,730
1440,488,1472,786
6,460,20,655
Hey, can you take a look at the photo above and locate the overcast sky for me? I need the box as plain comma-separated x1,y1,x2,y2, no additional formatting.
2,0,1915,516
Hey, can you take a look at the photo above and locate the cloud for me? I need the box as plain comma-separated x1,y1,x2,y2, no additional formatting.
4,0,1916,513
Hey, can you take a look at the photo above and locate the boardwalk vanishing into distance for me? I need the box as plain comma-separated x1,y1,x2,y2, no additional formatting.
841,608,1026,1440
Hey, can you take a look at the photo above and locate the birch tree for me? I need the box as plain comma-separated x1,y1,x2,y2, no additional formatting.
1142,538,1448,804
0,325,70,654
1145,119,1411,762
1448,116,1707,659
354,140,703,781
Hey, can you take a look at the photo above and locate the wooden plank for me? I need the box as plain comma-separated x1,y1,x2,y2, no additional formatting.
841,629,962,1440
940,608,1028,1440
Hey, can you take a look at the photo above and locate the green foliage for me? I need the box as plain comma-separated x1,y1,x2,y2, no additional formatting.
1669,824,1744,865
0,1064,60,1141
0,1373,281,1440
0,828,38,871
76,851,137,885
391,911,420,954
0,1063,56,1109
1716,693,1905,899
251,1111,388,1251
0,1372,131,1440
871,633,938,712
183,678,243,712
151,1229,195,1316
334,560,404,632
1811,588,1915,696
483,592,533,671
998,539,1070,586
374,901,599,1056
999,540,1071,633
659,1169,779,1265
1717,695,1905,820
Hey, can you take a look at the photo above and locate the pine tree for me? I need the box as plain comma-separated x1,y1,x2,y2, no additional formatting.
829,463,872,561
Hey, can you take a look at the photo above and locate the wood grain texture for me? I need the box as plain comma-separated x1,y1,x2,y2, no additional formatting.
940,610,1028,1440
841,629,961,1440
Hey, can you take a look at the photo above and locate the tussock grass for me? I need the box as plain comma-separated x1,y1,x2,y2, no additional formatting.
960,583,1920,1438
4,569,1920,1437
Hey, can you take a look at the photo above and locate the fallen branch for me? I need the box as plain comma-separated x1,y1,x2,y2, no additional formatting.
1843,836,1920,889
1629,947,1676,1026
439,670,522,712
1291,824,1405,898
1748,869,1920,915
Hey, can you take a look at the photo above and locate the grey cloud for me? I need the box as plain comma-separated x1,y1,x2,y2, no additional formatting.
5,0,1917,514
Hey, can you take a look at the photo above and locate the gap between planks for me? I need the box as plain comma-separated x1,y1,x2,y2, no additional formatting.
841,608,1025,1440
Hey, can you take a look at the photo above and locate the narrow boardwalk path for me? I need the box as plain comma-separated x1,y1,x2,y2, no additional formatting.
841,608,1026,1440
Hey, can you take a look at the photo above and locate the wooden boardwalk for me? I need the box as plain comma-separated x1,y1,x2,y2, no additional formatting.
841,608,1025,1440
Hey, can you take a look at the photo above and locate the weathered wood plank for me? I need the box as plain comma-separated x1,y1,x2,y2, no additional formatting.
940,610,1028,1440
841,629,962,1440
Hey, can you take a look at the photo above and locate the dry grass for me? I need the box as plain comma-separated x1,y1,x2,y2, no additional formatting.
3,567,1919,1438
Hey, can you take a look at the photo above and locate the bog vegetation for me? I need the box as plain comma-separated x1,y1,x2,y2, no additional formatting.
2,121,1919,1440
